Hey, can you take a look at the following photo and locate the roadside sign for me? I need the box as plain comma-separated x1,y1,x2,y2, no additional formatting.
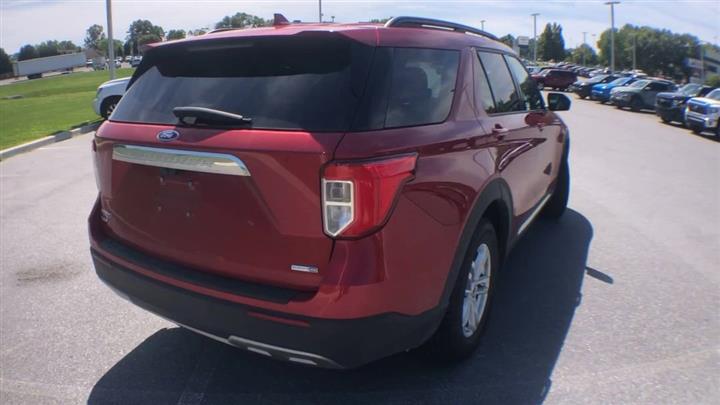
517,36,530,46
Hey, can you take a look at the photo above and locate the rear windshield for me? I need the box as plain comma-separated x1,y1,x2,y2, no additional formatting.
112,35,461,132
112,34,372,132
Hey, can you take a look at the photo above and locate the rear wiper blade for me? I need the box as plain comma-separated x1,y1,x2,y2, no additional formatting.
173,106,252,126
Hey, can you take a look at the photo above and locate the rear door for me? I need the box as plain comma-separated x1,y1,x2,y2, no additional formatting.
473,50,551,218
94,33,375,290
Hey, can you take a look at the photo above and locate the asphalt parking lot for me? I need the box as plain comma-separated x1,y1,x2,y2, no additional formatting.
1,97,718,404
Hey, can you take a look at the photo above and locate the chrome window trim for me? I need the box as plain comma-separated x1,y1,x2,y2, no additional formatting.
112,144,250,177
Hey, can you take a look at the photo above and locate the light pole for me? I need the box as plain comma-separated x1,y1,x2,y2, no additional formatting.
318,0,323,23
481,20,486,31
605,1,620,72
632,34,637,71
582,31,587,66
531,13,540,63
105,0,115,79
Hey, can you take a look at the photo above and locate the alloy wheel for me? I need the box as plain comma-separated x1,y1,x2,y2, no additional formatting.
461,243,492,337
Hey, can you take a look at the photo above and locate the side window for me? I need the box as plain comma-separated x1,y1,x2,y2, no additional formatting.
384,48,460,128
504,55,544,111
477,51,525,113
475,55,497,114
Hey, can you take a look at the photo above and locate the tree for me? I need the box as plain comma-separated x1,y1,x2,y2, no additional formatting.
84,24,105,50
214,12,270,29
0,48,12,75
57,40,79,53
568,44,597,65
36,40,60,57
188,28,207,36
537,23,565,62
166,29,186,40
597,24,703,79
706,75,720,88
123,40,132,56
127,20,164,54
499,34,515,49
138,34,162,47
99,39,124,57
18,44,37,61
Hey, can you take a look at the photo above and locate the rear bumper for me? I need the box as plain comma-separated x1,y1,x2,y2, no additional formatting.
92,248,442,368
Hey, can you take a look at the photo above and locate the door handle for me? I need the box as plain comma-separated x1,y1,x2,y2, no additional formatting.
492,124,509,139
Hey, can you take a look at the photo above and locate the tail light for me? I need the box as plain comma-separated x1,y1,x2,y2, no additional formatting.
322,154,417,238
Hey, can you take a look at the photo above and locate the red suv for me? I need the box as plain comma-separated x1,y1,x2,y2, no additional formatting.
90,16,571,368
532,69,578,91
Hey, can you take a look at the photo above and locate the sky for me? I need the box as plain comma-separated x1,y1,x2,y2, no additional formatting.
1,0,718,54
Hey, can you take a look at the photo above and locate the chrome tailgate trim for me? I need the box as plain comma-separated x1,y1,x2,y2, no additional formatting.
112,144,250,176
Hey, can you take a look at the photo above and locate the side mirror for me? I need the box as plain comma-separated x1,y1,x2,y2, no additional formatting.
547,92,571,111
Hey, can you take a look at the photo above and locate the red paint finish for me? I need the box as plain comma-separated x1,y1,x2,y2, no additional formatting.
90,23,569,329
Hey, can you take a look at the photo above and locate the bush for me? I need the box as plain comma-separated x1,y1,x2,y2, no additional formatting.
705,75,720,88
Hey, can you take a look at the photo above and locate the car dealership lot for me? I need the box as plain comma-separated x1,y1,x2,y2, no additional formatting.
1,98,718,404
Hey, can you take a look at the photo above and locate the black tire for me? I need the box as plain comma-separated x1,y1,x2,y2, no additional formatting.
660,115,671,124
424,220,498,361
542,147,570,219
690,125,702,134
630,97,643,112
101,96,121,119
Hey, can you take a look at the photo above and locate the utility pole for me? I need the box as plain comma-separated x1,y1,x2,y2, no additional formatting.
582,31,587,66
106,0,115,79
318,0,323,23
700,43,705,82
632,34,637,71
531,13,540,63
605,1,620,72
481,20,486,31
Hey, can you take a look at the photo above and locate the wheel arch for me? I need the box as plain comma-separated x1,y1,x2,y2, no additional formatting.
437,177,513,311
100,95,122,118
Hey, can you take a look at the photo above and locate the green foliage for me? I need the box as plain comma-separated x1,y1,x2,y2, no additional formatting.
0,48,12,74
537,23,565,62
18,45,37,61
568,44,598,65
167,29,186,40
98,39,124,57
188,28,208,36
36,40,60,57
0,68,135,149
706,75,720,88
84,24,105,50
214,12,271,29
127,20,165,54
499,34,515,49
597,24,702,79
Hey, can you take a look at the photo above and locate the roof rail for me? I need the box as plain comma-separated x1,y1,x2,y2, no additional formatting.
384,16,498,41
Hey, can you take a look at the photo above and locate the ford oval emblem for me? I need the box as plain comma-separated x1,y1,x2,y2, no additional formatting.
157,130,180,142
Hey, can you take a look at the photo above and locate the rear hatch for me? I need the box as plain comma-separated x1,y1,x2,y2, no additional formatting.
93,32,375,290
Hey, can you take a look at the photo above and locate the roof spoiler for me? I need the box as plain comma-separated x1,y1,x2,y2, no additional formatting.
384,16,498,41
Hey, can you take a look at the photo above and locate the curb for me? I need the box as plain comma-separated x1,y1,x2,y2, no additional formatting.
0,121,101,161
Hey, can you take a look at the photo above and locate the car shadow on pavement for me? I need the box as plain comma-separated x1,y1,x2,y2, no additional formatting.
88,209,593,405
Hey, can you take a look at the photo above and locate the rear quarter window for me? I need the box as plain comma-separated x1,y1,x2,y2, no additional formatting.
384,48,460,128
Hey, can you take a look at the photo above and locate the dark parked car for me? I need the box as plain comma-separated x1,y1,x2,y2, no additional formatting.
610,79,677,111
532,69,578,90
655,84,715,125
569,74,620,99
89,16,572,369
